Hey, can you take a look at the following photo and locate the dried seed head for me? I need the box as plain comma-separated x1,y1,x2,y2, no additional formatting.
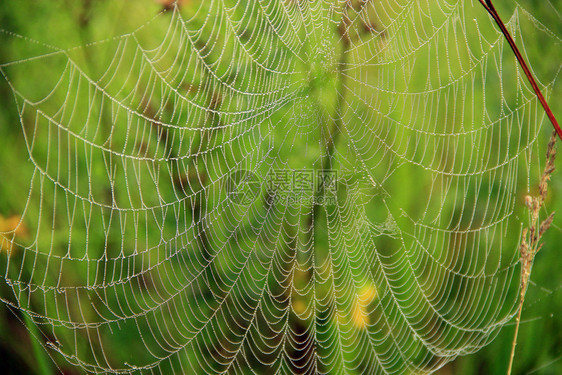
529,226,536,245
532,198,540,213
546,131,557,161
538,212,555,238
538,131,558,202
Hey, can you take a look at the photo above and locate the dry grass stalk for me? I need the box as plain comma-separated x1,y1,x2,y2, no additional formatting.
507,131,557,375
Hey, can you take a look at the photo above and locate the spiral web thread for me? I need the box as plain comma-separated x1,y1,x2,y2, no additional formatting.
0,0,560,373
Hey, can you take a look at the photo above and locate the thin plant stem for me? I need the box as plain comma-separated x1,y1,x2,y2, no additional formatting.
507,250,532,375
478,0,562,141
478,2,560,373
308,2,353,234
507,295,523,375
507,132,557,375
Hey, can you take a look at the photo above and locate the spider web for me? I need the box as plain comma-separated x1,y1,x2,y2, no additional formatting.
0,0,560,373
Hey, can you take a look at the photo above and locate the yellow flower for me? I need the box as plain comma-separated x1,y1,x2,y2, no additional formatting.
292,299,307,316
352,283,378,329
0,215,28,253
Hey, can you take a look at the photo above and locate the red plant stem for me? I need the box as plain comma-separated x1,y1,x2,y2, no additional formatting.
479,0,562,141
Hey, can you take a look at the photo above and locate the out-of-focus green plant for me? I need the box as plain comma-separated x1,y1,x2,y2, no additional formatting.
0,1,560,374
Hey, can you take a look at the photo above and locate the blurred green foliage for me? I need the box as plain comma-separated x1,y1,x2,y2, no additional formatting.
0,0,561,374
